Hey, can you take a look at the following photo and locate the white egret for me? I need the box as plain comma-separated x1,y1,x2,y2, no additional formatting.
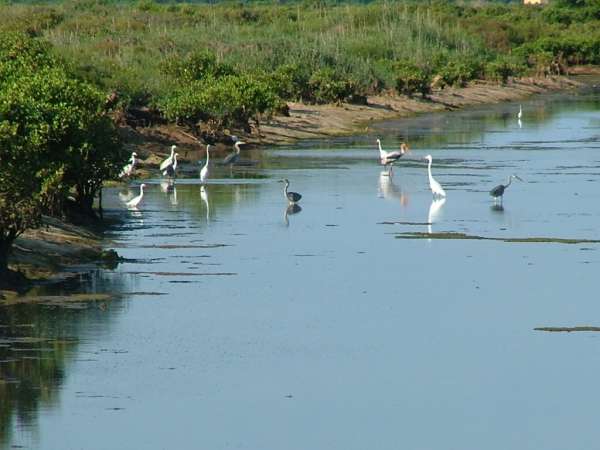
159,145,177,172
119,152,137,178
280,179,302,204
424,155,446,198
162,153,178,178
126,183,147,209
517,104,523,120
490,175,523,203
200,144,211,182
376,139,409,175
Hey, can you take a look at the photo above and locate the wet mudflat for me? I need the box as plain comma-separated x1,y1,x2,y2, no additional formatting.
3,90,600,450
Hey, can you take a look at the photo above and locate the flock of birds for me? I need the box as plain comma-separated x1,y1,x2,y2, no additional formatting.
120,139,302,209
120,105,525,210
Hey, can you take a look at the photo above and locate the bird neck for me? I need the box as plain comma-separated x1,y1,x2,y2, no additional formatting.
427,159,433,182
283,182,289,197
235,143,241,154
505,176,513,188
140,185,145,194
206,147,210,163
377,141,385,157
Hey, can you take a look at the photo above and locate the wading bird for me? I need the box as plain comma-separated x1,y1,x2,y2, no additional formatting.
162,153,178,178
119,152,137,178
517,104,523,120
280,179,302,204
160,145,177,173
223,140,246,170
424,155,446,198
490,175,523,203
200,145,211,182
376,139,409,175
126,183,146,209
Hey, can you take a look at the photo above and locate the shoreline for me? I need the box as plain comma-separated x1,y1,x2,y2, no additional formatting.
122,71,590,169
1,217,119,300
2,70,597,296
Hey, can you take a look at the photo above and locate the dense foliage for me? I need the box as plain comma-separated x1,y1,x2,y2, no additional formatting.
0,32,124,272
0,0,596,104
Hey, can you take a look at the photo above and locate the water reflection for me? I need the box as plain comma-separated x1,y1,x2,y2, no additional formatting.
118,189,134,204
0,273,128,449
200,185,210,223
490,203,505,213
427,197,446,235
378,171,408,206
283,203,302,227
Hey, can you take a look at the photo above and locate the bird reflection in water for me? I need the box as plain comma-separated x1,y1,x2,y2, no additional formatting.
378,171,409,206
490,203,504,213
283,203,302,227
200,185,210,223
118,189,134,204
427,197,446,235
160,179,177,206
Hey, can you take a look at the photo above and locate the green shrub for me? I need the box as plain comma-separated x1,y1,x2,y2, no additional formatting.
268,64,311,101
159,74,279,129
307,68,357,104
394,62,431,98
484,56,527,83
161,49,235,83
437,58,484,87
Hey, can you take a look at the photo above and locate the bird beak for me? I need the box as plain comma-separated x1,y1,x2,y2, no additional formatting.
516,175,524,182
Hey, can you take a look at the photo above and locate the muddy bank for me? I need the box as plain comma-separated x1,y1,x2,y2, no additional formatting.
119,73,588,169
1,216,119,299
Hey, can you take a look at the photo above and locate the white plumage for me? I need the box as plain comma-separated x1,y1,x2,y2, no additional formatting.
162,153,178,178
126,183,147,208
424,155,446,198
200,145,211,182
119,152,137,178
160,145,177,172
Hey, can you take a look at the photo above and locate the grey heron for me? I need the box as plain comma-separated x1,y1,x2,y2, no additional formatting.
490,175,523,202
223,140,246,169
283,203,302,227
280,179,302,204
424,155,446,198
126,183,146,208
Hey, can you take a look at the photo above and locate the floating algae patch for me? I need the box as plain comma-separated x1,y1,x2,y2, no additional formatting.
395,232,600,245
123,271,237,276
534,326,600,333
378,221,432,226
2,293,115,306
136,244,230,249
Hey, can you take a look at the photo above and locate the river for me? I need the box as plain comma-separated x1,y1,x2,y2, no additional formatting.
2,88,600,450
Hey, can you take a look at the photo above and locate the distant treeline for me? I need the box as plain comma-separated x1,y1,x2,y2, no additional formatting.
1,0,599,273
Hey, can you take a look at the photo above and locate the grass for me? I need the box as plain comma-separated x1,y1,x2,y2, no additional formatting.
1,1,599,113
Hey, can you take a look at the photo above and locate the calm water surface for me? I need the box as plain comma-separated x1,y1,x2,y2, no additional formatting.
3,90,600,450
